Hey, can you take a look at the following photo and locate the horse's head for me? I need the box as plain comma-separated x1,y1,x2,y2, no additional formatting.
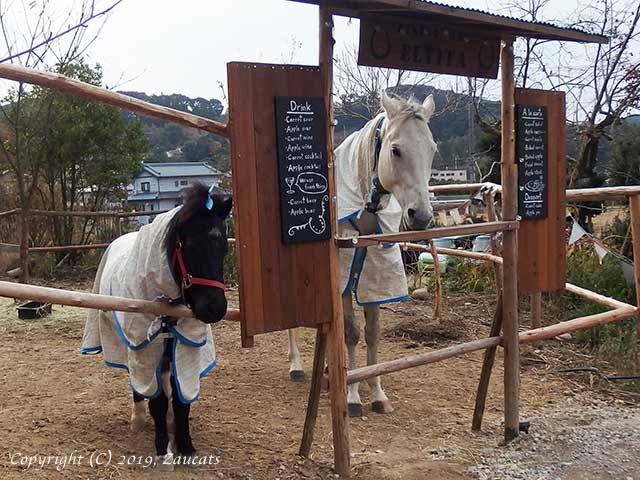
165,183,233,324
377,92,437,230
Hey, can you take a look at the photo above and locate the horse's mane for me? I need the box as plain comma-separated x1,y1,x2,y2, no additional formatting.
163,182,221,283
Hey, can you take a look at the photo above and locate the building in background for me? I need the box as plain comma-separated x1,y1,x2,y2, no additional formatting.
127,162,223,224
431,168,468,183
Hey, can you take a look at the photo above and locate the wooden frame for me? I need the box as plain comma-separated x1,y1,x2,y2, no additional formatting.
0,2,618,477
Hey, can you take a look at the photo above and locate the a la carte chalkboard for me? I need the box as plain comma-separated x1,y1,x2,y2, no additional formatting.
274,96,331,244
517,105,548,220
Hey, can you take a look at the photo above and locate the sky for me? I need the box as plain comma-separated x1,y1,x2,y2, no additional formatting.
0,0,631,108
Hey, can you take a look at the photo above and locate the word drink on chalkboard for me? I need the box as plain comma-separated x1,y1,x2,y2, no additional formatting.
517,105,548,220
274,96,331,244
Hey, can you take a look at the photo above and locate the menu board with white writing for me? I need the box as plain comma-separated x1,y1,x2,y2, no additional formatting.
274,96,331,244
517,105,548,220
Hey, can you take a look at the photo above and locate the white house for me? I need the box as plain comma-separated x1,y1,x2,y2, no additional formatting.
431,169,468,182
127,162,223,224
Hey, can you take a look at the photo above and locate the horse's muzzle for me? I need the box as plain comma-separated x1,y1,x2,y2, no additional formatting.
192,290,227,324
406,207,433,230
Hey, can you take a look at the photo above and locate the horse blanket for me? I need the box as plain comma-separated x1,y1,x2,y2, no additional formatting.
337,124,409,306
81,207,216,403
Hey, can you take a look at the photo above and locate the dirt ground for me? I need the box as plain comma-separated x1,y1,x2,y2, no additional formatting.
1,276,639,480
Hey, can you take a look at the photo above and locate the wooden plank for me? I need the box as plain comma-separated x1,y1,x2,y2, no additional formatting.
228,63,262,347
516,89,566,294
0,280,240,321
348,336,503,385
565,283,634,311
287,0,609,44
227,62,335,341
0,63,228,137
358,14,500,78
320,5,351,477
629,195,640,339
530,292,542,329
336,220,518,247
346,306,636,386
500,39,520,443
471,295,503,431
299,329,327,457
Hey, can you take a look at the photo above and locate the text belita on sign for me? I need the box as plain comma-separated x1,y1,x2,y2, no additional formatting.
358,14,500,79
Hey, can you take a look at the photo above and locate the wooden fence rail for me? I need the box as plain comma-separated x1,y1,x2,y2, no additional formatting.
0,280,240,321
0,63,228,137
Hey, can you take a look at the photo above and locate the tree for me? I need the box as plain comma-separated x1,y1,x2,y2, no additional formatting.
38,60,148,254
0,0,126,281
608,121,640,185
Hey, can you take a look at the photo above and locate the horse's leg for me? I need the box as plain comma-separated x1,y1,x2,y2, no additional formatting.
148,390,171,460
343,292,363,417
287,328,305,382
364,304,393,414
161,369,175,435
171,374,196,456
131,391,147,432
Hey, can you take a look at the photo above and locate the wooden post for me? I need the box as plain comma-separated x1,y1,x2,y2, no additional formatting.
320,5,350,477
471,295,503,431
114,215,122,238
299,329,327,457
499,39,520,443
530,292,542,330
628,195,640,340
18,208,30,283
484,190,503,293
430,240,443,318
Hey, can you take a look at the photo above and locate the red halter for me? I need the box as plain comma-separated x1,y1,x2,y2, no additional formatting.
172,235,225,301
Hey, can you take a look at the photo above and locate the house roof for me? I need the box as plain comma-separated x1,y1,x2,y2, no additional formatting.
128,192,159,202
289,0,608,44
141,162,222,178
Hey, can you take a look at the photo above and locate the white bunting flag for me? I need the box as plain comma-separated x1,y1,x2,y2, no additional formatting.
593,241,609,264
568,220,588,245
450,208,462,224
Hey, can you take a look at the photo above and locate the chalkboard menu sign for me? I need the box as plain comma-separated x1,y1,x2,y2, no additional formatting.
274,96,331,244
517,105,548,220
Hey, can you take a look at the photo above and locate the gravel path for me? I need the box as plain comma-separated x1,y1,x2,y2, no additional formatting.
468,402,640,480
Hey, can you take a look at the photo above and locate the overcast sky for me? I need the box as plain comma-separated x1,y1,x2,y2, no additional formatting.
82,0,496,97
1,0,630,105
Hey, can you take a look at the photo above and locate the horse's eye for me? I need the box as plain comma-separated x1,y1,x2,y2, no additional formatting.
391,146,401,157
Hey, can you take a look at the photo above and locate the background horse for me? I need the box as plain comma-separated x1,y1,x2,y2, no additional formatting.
288,92,437,416
82,183,232,463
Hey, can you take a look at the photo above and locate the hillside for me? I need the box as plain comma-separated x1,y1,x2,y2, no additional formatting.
123,87,499,178
119,91,230,172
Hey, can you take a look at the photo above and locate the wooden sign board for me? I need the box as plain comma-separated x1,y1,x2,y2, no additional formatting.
516,89,566,295
358,14,500,78
227,63,335,347
517,105,548,219
274,96,331,244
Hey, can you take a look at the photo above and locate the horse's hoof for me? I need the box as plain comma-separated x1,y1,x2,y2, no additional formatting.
371,400,394,414
348,403,363,417
289,370,305,382
130,415,147,432
155,453,174,471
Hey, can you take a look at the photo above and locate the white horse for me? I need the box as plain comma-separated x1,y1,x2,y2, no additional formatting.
288,92,437,416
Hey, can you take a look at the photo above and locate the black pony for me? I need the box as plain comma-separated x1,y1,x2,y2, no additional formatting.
82,182,231,464
139,183,232,460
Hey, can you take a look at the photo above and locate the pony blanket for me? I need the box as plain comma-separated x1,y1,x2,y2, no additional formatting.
337,118,409,306
81,208,216,403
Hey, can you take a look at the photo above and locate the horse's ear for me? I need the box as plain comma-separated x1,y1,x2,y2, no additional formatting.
216,196,233,220
422,94,435,120
381,90,401,119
